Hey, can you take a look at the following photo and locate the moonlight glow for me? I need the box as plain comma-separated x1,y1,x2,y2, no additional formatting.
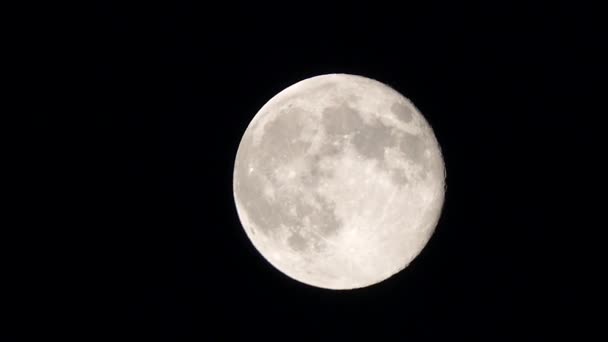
233,74,446,290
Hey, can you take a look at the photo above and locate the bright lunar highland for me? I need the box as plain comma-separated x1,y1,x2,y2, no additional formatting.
233,74,446,290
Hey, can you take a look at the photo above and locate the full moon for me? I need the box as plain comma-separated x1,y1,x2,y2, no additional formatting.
233,74,446,290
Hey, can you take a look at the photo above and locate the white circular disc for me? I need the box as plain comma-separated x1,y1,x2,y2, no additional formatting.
233,73,446,290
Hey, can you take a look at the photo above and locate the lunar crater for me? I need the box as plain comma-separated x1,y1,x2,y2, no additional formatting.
391,101,414,123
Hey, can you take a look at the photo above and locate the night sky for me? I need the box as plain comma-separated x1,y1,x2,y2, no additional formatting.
86,1,599,339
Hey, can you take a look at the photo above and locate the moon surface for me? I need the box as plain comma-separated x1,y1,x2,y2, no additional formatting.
233,74,446,290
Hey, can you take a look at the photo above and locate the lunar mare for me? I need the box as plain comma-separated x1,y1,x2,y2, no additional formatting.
233,74,445,290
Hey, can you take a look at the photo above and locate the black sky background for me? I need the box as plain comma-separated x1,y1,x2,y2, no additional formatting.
81,0,601,339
